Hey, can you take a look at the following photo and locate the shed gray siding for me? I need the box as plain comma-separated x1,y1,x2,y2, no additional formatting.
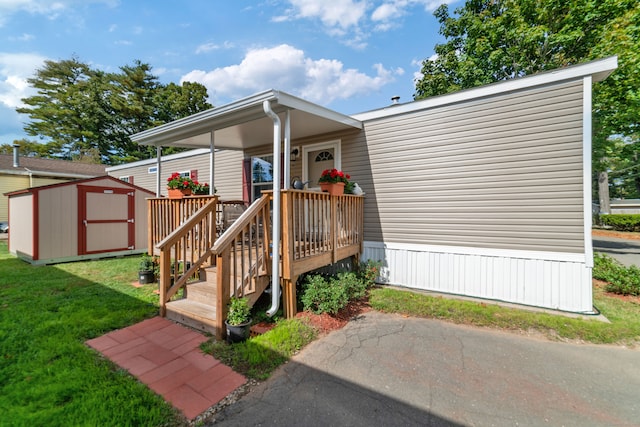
352,79,586,254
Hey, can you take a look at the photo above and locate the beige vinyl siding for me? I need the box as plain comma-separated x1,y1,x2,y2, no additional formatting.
355,79,586,253
212,150,243,200
108,150,243,200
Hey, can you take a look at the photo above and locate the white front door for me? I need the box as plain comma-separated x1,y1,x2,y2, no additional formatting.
303,140,341,188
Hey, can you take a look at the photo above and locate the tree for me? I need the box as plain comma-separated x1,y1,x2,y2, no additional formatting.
16,57,102,160
0,139,54,157
16,57,212,164
415,0,640,200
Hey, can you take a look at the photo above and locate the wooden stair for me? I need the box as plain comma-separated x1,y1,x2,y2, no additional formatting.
165,264,270,335
166,266,219,335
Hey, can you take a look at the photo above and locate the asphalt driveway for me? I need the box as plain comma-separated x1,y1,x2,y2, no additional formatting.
208,311,639,426
593,235,640,267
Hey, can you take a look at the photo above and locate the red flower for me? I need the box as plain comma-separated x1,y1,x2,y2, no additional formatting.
318,168,350,184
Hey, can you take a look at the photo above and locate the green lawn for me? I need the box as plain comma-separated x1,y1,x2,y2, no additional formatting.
0,241,183,427
2,237,639,426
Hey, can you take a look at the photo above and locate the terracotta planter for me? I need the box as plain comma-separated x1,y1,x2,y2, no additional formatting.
319,182,345,196
167,188,192,199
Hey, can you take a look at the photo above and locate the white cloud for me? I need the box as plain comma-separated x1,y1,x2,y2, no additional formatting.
0,52,46,109
195,41,234,54
8,33,35,41
275,0,455,42
180,44,399,106
274,0,368,32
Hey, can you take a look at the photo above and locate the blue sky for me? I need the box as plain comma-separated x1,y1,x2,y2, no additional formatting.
0,0,457,145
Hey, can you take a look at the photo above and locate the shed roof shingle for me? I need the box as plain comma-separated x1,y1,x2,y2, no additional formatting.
0,154,106,177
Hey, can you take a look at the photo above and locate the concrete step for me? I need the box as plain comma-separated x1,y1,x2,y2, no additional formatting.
165,299,218,336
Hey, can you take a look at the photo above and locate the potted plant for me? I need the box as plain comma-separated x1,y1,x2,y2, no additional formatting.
167,172,194,198
225,296,252,343
192,181,213,195
138,254,156,284
318,168,350,196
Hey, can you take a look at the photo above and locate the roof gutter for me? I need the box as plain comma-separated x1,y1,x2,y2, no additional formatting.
0,169,101,179
263,100,281,317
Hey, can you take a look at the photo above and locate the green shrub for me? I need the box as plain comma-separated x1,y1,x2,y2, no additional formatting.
339,271,368,300
593,253,640,296
599,214,640,232
300,274,349,314
358,259,382,288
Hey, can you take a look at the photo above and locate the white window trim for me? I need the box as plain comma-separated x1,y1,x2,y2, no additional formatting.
119,176,130,183
302,139,341,186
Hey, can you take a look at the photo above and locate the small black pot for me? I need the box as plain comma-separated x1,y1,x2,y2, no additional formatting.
225,319,252,344
138,270,155,284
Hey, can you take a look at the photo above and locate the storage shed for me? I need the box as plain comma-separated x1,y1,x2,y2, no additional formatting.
6,176,154,265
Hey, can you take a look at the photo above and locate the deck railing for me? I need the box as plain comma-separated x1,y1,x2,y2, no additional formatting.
147,195,218,254
148,190,364,336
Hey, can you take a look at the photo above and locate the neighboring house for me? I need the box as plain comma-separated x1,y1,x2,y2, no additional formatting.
610,199,640,214
130,57,617,315
0,148,106,222
105,148,243,200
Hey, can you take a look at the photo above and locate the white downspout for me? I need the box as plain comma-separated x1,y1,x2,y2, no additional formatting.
263,100,281,317
209,132,215,195
156,146,162,197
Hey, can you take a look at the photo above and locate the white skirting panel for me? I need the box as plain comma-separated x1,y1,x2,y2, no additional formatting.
363,241,593,313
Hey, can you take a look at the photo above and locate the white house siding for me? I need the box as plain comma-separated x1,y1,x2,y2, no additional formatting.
349,79,594,313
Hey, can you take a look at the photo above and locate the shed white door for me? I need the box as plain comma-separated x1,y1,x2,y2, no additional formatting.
78,185,134,255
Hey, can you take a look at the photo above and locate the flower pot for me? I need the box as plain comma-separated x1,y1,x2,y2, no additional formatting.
319,182,345,196
138,270,155,284
225,319,252,344
167,188,192,199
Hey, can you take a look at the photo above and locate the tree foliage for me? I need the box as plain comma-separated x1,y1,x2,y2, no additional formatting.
13,57,212,165
415,0,640,197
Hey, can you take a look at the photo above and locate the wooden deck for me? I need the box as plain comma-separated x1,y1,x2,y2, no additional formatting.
148,190,364,339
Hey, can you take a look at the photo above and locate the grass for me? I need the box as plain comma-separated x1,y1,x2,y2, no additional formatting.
369,285,640,345
2,236,639,423
201,318,316,380
0,241,183,426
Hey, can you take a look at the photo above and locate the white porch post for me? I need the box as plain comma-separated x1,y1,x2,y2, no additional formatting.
209,131,215,195
156,146,162,197
284,110,291,189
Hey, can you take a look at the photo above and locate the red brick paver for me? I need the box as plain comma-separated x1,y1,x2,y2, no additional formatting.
86,317,246,420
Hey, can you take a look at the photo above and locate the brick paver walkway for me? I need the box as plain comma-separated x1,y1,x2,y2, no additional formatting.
86,317,246,420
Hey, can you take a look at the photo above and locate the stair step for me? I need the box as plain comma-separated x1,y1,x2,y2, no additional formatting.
185,280,217,304
165,299,218,335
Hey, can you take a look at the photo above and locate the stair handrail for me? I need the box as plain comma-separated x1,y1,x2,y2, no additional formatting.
156,196,219,314
211,193,271,254
211,193,272,336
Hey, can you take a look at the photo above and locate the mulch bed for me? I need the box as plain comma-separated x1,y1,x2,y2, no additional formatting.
295,297,372,334
593,279,640,304
592,229,640,240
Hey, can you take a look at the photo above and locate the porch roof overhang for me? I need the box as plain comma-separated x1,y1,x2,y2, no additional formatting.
130,89,363,150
